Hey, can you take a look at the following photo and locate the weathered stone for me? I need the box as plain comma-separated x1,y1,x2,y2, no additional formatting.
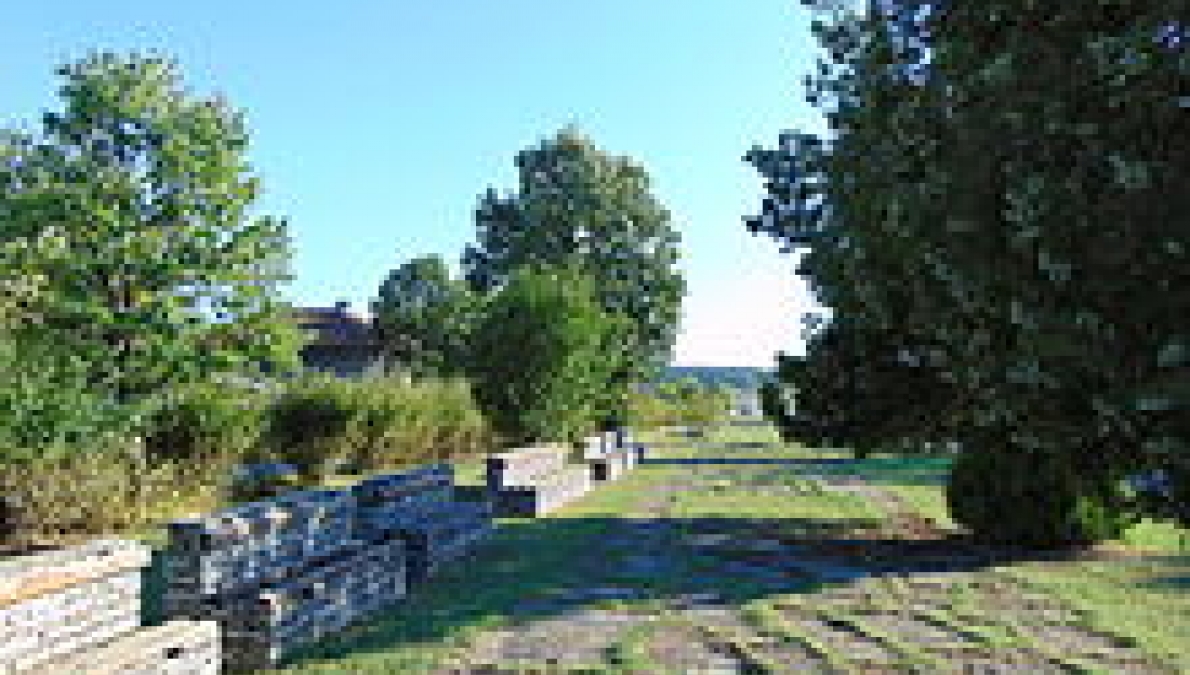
492,465,591,517
23,619,221,675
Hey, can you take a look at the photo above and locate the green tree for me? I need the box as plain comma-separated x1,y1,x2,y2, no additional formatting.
746,2,1189,543
0,51,301,408
466,265,626,447
373,254,480,379
461,127,685,417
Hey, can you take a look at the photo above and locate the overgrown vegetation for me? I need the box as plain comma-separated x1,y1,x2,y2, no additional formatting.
0,53,504,549
626,377,734,429
257,373,497,480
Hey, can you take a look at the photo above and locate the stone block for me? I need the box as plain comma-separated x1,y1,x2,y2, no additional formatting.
486,444,570,491
23,619,220,675
493,465,591,517
0,539,151,674
164,487,358,598
163,535,407,673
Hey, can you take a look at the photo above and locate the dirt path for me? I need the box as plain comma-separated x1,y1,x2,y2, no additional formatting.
430,431,1180,674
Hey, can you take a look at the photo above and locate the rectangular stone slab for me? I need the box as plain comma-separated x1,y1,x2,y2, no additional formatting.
0,539,152,675
21,619,220,675
0,577,141,674
0,538,150,608
164,487,358,597
163,535,407,673
350,464,455,509
355,498,493,542
486,444,570,491
493,465,591,517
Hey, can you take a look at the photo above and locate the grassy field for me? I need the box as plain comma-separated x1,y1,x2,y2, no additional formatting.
125,422,1190,673
701,424,1190,673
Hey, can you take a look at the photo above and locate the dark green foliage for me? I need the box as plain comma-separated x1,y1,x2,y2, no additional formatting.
769,321,961,459
142,380,266,465
373,254,482,380
258,376,359,478
946,439,1140,549
466,265,626,447
746,2,1188,545
461,127,685,396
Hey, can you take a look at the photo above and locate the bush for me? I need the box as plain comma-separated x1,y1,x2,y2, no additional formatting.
0,433,238,548
142,380,266,465
258,373,498,481
466,265,624,447
0,337,144,452
624,381,733,431
946,440,1139,549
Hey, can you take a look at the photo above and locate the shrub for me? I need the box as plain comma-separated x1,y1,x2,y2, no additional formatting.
0,337,143,453
258,373,498,481
624,381,733,431
946,438,1140,549
0,432,238,548
466,265,624,447
141,380,266,465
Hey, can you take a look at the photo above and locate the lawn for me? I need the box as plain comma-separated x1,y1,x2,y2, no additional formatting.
124,421,1189,673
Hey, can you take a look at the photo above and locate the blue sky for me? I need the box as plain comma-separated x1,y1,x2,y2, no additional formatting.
2,1,830,367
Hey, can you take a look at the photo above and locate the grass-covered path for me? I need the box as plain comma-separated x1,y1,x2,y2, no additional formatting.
255,422,1189,674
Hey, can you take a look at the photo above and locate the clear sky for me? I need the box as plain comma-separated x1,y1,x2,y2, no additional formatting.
2,1,831,367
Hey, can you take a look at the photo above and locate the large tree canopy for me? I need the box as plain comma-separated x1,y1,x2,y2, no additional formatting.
461,127,685,398
0,51,301,411
747,1,1190,539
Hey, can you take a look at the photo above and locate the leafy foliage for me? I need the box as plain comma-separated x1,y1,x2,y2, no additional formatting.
466,265,627,446
946,428,1140,548
746,2,1189,541
461,127,685,402
0,51,302,408
142,380,267,465
373,254,482,379
259,373,497,480
769,321,961,459
627,379,734,429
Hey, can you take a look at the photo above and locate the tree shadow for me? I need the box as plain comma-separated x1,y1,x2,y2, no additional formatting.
640,453,951,488
1131,554,1190,593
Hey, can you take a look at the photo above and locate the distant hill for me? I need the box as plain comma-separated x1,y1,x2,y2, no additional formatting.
656,366,772,391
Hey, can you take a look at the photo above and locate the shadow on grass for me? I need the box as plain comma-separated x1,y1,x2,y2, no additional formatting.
1132,553,1190,593
639,453,952,488
136,511,1190,672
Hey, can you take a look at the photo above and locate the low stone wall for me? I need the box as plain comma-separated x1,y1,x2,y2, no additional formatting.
351,464,494,583
485,443,571,491
161,462,494,672
584,428,641,481
580,432,617,461
494,466,593,517
589,448,637,482
164,535,407,673
487,444,592,517
1,538,219,674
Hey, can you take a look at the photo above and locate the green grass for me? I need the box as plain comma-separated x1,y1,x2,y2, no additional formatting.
127,421,1190,673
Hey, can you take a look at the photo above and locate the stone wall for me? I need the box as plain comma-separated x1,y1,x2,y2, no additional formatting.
2,538,220,674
